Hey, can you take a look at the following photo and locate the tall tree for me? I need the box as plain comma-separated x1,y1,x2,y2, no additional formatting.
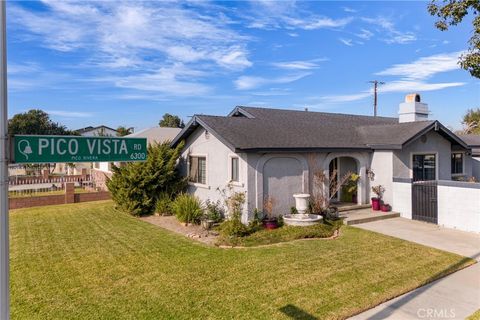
428,0,480,78
8,109,76,135
462,108,480,134
8,109,77,173
159,113,185,128
116,126,134,137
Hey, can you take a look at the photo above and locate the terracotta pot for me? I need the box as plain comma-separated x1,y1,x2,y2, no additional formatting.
263,219,279,230
371,198,381,211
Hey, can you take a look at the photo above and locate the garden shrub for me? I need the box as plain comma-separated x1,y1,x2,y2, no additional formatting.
203,200,224,222
172,193,203,224
219,219,249,237
106,141,186,216
155,193,173,215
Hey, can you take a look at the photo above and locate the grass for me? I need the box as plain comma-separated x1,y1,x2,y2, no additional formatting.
10,201,475,319
468,310,480,320
217,219,344,247
9,187,89,198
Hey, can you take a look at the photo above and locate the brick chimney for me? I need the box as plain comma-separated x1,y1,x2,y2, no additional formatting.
398,93,429,123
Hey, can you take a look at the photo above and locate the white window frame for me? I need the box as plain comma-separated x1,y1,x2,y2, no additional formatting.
451,152,465,176
410,152,439,181
227,154,243,187
187,153,209,189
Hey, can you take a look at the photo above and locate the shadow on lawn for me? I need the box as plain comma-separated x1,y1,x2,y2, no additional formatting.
363,251,479,319
279,304,318,320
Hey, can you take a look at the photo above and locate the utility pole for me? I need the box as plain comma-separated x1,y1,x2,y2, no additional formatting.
368,80,384,117
0,1,8,319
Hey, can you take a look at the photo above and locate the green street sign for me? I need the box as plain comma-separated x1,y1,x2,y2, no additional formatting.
13,135,147,164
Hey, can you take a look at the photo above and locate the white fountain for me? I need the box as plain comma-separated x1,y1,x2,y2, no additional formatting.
283,193,323,226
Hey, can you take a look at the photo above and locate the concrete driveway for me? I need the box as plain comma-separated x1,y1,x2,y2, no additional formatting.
351,218,480,320
355,217,480,260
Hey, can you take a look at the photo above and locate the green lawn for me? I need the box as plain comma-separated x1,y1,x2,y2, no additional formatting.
10,201,474,319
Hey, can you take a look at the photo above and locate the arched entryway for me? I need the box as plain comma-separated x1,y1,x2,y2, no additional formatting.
328,156,359,204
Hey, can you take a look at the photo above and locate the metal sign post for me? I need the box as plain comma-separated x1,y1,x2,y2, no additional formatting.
0,1,8,319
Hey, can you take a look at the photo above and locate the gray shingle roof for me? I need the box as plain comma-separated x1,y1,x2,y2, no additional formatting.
458,134,480,147
173,106,466,151
458,134,480,156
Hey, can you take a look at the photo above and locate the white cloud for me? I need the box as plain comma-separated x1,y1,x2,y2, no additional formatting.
375,51,464,80
234,73,311,90
356,29,374,40
46,110,94,118
100,64,211,96
271,58,327,70
342,7,357,13
246,1,353,30
318,52,466,103
339,38,353,46
320,92,371,103
361,16,416,44
10,1,252,96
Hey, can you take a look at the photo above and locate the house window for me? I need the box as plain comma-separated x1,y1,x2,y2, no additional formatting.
189,156,206,184
231,157,239,182
412,154,436,181
451,153,463,175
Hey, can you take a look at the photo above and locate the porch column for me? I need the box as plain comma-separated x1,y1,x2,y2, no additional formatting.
358,165,367,205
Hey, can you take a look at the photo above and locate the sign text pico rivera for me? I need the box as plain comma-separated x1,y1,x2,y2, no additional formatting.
13,135,148,164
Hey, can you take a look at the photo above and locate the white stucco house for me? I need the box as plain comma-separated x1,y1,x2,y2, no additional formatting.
75,125,119,137
171,94,480,232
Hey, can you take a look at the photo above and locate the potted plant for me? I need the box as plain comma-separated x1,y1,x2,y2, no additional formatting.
380,203,391,212
371,185,385,211
262,196,278,229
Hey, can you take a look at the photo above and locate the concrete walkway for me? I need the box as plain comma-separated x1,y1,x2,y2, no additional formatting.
351,218,480,320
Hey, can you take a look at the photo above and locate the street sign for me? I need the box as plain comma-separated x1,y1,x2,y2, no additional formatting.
13,135,148,164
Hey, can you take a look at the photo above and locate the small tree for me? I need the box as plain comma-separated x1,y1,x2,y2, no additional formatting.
428,0,480,78
116,126,134,137
106,141,186,216
307,154,356,213
462,108,480,134
9,109,77,174
159,113,185,128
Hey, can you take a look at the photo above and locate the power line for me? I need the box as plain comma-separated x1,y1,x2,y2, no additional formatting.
368,80,385,117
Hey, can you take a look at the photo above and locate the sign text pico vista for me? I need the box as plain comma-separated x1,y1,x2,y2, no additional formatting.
13,135,148,163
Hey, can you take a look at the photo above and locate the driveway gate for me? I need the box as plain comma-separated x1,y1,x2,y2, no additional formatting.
412,180,438,224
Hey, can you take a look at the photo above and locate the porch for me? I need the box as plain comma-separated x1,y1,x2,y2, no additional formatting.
339,207,400,226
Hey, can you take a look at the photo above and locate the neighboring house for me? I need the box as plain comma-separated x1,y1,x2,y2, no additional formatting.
92,127,182,189
171,93,479,231
75,125,119,137
458,134,480,180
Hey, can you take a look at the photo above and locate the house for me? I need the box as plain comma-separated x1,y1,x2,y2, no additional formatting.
92,127,182,189
458,134,480,179
75,125,119,137
171,93,480,231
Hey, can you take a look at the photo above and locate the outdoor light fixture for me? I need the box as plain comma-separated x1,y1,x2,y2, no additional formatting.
367,169,375,181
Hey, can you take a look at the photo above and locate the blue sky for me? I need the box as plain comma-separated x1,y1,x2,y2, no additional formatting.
6,0,479,131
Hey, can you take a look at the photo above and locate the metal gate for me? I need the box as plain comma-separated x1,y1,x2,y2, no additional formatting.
412,180,438,224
